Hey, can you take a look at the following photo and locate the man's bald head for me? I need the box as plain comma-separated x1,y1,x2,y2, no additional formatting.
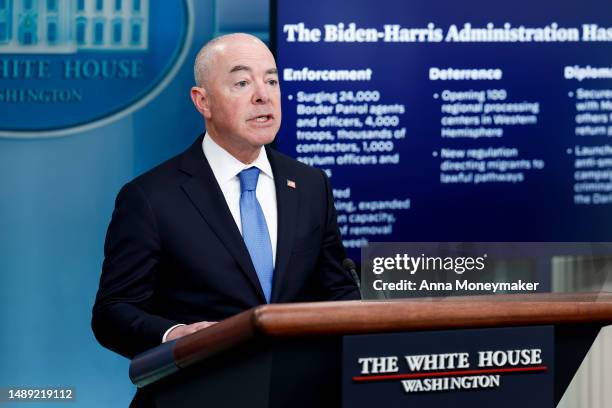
193,33,271,88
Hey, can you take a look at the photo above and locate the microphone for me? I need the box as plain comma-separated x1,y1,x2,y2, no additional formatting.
342,258,362,299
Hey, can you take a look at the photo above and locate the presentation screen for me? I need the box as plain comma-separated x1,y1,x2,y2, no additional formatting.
272,0,612,258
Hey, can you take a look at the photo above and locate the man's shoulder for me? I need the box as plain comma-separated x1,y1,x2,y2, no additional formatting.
132,151,186,190
125,139,200,197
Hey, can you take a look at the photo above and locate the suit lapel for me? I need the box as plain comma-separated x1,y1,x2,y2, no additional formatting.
267,148,298,302
179,137,266,303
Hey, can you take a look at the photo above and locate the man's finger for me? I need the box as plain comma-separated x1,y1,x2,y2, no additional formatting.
193,321,218,330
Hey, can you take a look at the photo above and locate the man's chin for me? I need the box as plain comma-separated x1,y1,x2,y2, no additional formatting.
248,130,278,147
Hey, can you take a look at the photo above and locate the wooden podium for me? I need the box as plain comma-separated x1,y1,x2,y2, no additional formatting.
130,293,612,407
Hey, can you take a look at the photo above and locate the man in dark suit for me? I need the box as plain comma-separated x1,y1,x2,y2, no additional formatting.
92,33,359,360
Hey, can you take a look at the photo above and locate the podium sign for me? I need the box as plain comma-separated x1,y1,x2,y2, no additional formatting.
342,326,554,408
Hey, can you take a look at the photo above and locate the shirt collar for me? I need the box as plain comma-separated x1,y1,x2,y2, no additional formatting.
202,132,274,186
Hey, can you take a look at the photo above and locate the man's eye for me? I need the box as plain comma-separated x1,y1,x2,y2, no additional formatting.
236,80,248,87
268,79,278,86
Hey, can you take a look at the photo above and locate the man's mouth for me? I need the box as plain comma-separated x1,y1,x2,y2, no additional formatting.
250,114,273,123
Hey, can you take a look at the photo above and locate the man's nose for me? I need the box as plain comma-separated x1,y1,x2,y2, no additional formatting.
252,81,270,104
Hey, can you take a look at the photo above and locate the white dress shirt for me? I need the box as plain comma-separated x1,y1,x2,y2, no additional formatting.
202,133,278,263
162,133,278,343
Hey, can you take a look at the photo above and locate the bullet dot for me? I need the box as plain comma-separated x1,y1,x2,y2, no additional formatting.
567,148,572,154
568,91,574,97
288,95,293,100
432,151,438,157
433,93,439,99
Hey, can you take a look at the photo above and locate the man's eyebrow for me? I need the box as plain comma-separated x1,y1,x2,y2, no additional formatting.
228,66,278,75
229,65,251,73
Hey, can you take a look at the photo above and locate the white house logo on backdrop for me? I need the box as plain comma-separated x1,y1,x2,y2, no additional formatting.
0,0,193,137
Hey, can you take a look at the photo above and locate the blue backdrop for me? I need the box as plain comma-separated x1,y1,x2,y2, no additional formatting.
0,0,269,406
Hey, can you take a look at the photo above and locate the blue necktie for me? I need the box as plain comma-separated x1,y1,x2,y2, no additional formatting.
239,167,274,303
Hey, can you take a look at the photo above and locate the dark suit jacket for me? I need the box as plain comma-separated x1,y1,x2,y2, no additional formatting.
92,135,359,359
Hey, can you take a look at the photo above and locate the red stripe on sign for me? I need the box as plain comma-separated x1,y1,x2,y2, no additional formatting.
352,366,548,382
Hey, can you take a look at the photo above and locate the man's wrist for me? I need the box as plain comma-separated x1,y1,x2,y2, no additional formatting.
162,324,186,343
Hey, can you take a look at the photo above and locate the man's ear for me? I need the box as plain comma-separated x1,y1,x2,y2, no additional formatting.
190,87,211,119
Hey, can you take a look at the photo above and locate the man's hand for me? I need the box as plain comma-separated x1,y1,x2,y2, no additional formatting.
165,321,218,342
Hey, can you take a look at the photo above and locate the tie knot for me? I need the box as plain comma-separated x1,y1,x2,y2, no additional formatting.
239,167,260,192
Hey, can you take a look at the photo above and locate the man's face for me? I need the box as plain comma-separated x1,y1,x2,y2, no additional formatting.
203,38,281,152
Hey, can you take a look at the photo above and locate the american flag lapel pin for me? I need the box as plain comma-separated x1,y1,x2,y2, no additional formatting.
287,179,296,189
